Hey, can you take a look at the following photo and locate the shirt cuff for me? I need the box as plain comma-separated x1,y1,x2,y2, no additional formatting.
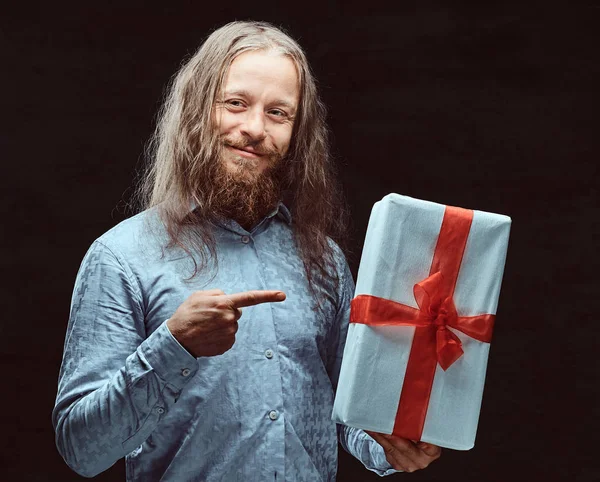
367,437,400,476
139,320,199,391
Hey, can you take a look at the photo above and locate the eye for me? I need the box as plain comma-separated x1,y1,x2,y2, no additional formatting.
268,109,288,118
226,99,245,108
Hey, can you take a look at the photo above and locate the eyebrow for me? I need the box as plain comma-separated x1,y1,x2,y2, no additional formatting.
222,89,297,114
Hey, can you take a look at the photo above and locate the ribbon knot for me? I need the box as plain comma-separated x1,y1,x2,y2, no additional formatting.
413,272,464,371
432,312,448,327
426,297,452,327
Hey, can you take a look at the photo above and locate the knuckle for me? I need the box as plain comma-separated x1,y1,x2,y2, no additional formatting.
200,288,224,295
217,302,235,314
189,297,202,310
395,439,411,450
188,291,200,301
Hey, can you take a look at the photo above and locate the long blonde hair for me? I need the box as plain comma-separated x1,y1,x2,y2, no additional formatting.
136,20,349,298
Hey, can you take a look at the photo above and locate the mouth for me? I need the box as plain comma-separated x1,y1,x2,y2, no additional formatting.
227,145,264,158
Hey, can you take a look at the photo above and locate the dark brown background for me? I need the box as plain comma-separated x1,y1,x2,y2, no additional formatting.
2,1,596,481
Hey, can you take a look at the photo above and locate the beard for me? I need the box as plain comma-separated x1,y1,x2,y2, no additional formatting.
211,147,286,230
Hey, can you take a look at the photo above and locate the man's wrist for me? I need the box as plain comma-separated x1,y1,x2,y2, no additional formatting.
140,320,199,390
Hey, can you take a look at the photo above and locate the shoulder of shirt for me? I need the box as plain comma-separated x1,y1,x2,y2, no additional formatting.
92,207,166,258
325,237,347,264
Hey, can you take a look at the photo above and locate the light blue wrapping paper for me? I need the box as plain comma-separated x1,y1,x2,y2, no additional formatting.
332,194,511,450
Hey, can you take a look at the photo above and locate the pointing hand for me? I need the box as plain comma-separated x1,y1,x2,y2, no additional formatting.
167,289,286,357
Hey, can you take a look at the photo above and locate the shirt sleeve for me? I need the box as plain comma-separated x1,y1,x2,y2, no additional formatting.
328,251,399,476
52,240,199,478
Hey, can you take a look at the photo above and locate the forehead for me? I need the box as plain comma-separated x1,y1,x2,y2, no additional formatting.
222,50,299,105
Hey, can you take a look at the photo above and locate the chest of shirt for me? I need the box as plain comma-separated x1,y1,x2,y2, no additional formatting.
130,225,339,366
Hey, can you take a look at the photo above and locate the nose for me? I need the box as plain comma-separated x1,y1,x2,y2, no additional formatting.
240,107,267,142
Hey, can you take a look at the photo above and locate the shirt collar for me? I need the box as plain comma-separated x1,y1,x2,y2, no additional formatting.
274,202,292,225
188,200,292,234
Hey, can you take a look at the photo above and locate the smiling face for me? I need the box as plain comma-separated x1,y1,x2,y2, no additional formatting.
214,49,300,177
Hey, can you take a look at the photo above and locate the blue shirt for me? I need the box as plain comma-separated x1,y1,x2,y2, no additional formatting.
53,203,395,481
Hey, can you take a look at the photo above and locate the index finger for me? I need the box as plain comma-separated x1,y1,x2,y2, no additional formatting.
226,290,286,308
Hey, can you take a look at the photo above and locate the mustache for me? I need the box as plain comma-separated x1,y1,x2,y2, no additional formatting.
222,138,280,157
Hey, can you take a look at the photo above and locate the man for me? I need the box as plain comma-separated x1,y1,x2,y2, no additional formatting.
53,21,441,481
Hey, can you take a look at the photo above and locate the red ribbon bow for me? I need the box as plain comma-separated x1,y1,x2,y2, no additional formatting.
418,274,464,371
349,205,496,441
351,271,495,371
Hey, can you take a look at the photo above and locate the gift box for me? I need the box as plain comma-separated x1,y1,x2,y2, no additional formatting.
332,194,511,450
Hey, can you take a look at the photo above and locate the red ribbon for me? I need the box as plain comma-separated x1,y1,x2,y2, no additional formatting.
350,206,495,441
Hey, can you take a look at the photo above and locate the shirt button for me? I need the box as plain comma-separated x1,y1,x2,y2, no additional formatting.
268,410,279,421
241,235,250,244
264,349,274,359
181,368,191,377
156,407,165,414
